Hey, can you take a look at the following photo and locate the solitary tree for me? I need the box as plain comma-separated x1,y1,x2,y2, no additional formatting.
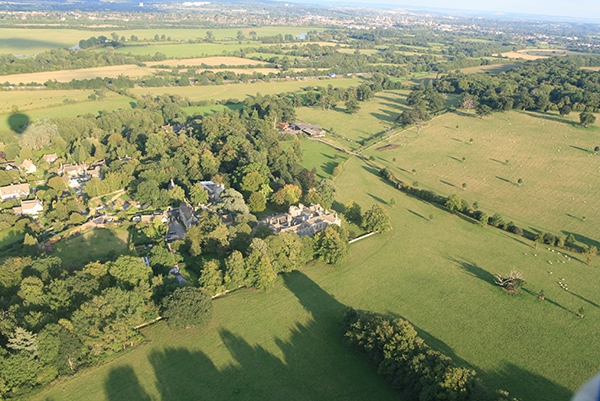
494,269,525,294
362,204,392,233
580,112,596,127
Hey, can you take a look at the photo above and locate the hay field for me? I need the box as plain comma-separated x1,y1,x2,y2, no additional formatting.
366,109,600,242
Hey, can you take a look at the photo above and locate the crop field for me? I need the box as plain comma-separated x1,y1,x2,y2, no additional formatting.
0,27,319,55
365,109,600,242
113,43,264,58
1,65,155,84
28,155,599,401
129,77,362,103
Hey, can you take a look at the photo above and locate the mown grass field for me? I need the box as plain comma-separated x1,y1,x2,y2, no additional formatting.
28,155,600,401
129,77,362,103
0,27,318,55
365,109,600,243
52,227,129,268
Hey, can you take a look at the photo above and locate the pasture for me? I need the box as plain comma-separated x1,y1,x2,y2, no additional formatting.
295,90,410,149
27,155,600,401
365,109,600,242
146,56,268,67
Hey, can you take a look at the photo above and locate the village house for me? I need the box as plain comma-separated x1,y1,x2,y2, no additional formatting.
282,122,326,137
179,201,198,229
132,210,169,224
59,163,86,177
19,159,37,174
0,183,30,201
200,181,225,202
13,199,44,216
43,153,58,164
257,203,341,237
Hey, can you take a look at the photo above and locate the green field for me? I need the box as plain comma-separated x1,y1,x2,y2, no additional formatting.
296,90,410,150
0,27,318,55
365,109,600,243
28,155,600,401
0,94,133,142
52,227,129,268
130,77,362,103
113,43,262,58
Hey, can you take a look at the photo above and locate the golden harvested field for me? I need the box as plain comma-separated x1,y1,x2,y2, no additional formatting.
146,56,267,67
500,51,547,60
2,65,153,84
1,64,282,84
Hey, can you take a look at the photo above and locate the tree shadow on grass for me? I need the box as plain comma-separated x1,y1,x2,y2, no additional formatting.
495,176,512,184
447,257,496,286
522,110,579,128
569,145,591,153
440,179,456,188
484,362,573,401
560,231,600,250
569,291,600,309
406,209,430,222
104,365,151,401
522,288,574,314
367,193,388,205
147,272,385,401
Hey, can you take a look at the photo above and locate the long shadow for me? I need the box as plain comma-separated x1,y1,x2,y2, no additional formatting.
561,231,600,250
495,175,512,184
406,209,429,221
565,213,584,222
320,152,334,159
7,113,30,133
367,193,388,205
569,145,591,153
448,156,463,163
500,232,532,248
440,179,456,188
104,365,151,401
522,110,578,127
489,158,506,165
448,257,496,286
484,362,573,401
452,109,477,118
522,288,573,314
451,137,463,142
569,291,600,309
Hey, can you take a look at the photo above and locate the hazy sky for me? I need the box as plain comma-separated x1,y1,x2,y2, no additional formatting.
295,0,600,20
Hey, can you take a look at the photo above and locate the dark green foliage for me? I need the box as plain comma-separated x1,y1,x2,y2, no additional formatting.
579,112,596,127
342,308,510,401
362,204,392,233
314,225,349,265
161,287,213,330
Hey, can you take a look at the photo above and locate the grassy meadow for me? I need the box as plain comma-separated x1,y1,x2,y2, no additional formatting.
0,27,317,55
129,77,362,103
366,109,600,243
27,155,600,401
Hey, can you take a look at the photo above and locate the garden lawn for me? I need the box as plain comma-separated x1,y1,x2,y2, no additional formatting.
28,156,600,401
52,227,129,268
364,109,600,244
298,138,349,179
